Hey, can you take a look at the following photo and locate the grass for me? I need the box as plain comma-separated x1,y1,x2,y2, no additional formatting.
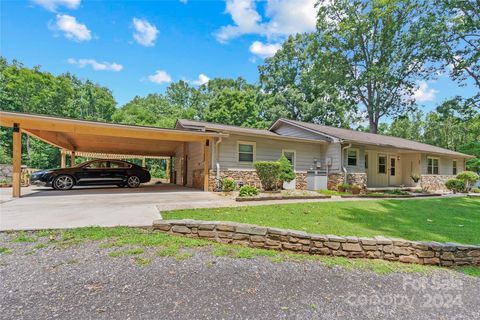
11,233,37,243
163,197,480,245
317,189,351,196
0,247,12,254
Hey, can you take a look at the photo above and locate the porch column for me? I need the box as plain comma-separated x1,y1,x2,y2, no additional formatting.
12,123,21,198
169,156,174,183
166,158,170,182
203,139,210,191
70,151,76,167
142,157,146,167
60,149,66,168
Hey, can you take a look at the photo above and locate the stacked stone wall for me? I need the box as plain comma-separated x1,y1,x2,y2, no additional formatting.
153,219,480,267
421,175,456,192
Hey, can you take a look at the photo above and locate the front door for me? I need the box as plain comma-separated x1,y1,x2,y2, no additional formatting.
389,156,399,186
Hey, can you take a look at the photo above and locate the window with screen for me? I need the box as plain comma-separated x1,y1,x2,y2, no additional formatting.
347,149,358,166
238,142,255,162
427,157,439,174
378,155,386,174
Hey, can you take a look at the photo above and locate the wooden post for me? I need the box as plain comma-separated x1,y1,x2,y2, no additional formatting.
70,151,76,167
169,156,174,183
12,123,21,198
142,157,146,167
166,158,170,182
60,149,66,168
203,139,210,191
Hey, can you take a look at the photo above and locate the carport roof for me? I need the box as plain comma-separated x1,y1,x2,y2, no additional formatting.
0,111,226,157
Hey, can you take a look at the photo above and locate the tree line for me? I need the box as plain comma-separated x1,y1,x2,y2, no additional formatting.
0,0,478,170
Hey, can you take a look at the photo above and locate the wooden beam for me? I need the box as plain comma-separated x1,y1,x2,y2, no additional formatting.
70,151,76,167
60,149,66,168
203,139,210,191
12,123,21,198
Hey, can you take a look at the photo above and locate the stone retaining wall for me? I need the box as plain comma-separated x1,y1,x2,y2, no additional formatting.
421,175,455,192
0,164,12,182
208,169,308,191
153,219,480,267
327,172,368,190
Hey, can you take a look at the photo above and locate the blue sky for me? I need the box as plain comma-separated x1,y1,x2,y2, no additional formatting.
1,0,475,112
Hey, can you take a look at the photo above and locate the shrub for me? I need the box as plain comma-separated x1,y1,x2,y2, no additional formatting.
445,179,465,193
222,178,236,192
278,155,295,183
239,185,258,197
254,161,281,191
410,174,420,183
471,187,480,193
456,171,479,191
337,183,350,192
349,184,361,194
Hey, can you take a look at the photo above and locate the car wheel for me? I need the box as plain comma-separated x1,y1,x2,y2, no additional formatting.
53,175,75,190
127,175,141,188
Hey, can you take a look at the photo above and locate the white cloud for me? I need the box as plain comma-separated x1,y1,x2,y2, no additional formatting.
215,0,317,42
67,58,123,71
413,81,438,102
192,74,210,86
132,18,159,47
249,41,281,58
52,14,91,41
32,0,80,11
148,70,172,84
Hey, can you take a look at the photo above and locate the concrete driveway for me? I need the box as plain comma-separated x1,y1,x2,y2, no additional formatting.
0,184,235,231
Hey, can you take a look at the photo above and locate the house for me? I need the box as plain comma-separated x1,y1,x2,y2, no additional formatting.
1,110,472,197
175,118,473,192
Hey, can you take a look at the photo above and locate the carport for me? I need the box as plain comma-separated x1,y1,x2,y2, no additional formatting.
0,111,226,197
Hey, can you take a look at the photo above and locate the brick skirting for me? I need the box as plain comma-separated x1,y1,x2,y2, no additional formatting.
153,219,480,267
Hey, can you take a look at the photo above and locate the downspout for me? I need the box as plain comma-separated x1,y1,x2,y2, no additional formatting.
341,143,352,183
215,137,222,191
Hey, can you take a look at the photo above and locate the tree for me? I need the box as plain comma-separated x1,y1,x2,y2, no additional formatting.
312,0,433,133
422,0,480,92
259,34,357,127
0,57,117,168
388,111,424,142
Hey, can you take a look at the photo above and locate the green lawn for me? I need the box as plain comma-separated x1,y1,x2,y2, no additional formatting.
163,197,480,245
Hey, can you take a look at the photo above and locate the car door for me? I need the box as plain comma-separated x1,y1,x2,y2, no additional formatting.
77,160,109,185
107,161,130,183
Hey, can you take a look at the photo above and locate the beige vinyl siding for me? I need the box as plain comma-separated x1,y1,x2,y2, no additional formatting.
421,154,465,175
273,123,331,141
343,144,366,173
185,141,204,188
320,143,342,173
401,153,421,186
216,134,321,171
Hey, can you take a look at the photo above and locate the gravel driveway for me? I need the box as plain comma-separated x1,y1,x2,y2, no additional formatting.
1,233,479,320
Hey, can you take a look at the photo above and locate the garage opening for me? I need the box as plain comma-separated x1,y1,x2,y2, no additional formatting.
0,111,224,197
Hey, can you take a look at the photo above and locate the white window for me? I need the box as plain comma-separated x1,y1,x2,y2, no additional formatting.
378,154,386,174
238,141,255,162
427,157,439,175
282,149,296,170
453,160,457,175
347,149,358,166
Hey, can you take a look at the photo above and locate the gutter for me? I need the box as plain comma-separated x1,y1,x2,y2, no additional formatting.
341,143,352,183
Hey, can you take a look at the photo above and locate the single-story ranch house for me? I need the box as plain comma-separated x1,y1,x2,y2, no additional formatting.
175,118,472,192
0,111,473,196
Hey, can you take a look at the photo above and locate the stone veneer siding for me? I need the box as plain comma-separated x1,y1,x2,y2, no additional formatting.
208,169,308,191
327,172,367,190
153,219,480,267
421,175,456,192
0,164,12,182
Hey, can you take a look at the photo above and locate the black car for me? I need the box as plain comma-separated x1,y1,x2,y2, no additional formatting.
30,159,151,190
